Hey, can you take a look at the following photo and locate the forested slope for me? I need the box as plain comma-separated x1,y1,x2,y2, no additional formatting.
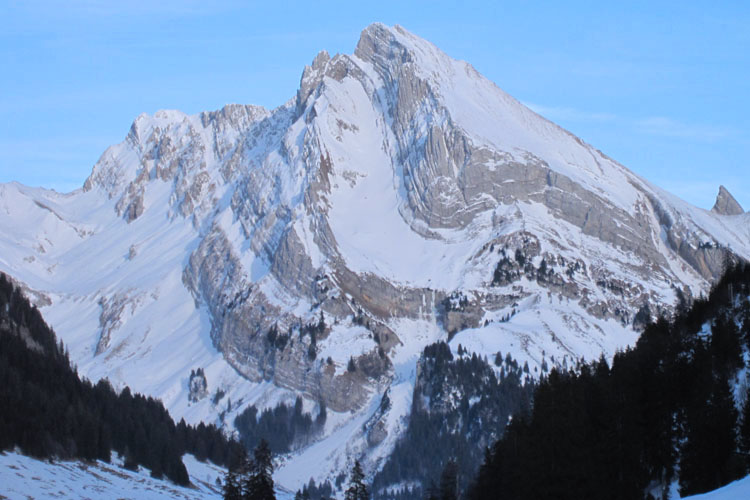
0,273,243,486
470,262,750,500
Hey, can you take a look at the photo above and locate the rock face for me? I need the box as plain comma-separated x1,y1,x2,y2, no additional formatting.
712,185,744,216
1,22,749,489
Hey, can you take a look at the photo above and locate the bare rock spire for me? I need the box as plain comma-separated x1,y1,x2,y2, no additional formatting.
711,185,744,215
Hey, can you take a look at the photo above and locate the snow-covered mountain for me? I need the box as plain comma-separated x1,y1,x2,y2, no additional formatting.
1,23,748,491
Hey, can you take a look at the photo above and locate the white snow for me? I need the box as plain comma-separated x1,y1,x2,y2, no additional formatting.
0,451,221,500
319,74,484,290
317,323,377,375
681,476,750,499
375,24,643,212
449,283,640,372
0,451,298,500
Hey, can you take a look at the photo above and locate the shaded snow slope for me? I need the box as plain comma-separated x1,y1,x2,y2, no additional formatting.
0,452,224,500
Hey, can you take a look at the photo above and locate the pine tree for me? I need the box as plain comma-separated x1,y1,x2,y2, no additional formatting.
294,488,311,500
439,460,458,500
345,460,369,500
711,313,744,374
244,439,275,500
424,481,439,500
680,373,742,496
223,468,242,500
741,391,750,471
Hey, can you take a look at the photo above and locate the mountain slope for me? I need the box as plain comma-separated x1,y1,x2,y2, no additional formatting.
0,271,244,488
469,262,750,499
0,23,748,491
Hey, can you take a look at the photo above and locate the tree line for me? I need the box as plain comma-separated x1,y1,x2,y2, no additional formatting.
374,341,535,498
469,261,750,499
222,444,370,500
234,396,326,454
0,273,244,486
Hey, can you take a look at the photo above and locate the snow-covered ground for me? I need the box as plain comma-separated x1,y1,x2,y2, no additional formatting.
0,451,223,500
681,476,750,499
0,451,298,499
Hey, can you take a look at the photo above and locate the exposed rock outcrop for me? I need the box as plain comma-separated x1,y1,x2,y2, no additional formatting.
712,185,744,215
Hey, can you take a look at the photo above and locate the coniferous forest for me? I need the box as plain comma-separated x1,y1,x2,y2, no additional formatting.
222,439,276,500
0,273,244,486
374,342,535,498
235,396,327,454
469,261,750,500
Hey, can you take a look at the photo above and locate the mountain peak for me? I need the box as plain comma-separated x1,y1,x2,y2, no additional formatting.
354,23,444,69
712,185,744,215
355,23,407,64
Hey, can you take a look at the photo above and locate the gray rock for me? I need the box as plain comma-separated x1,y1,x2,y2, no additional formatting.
712,185,744,215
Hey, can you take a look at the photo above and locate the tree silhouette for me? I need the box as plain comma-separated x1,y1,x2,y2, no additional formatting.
243,439,275,500
345,460,369,500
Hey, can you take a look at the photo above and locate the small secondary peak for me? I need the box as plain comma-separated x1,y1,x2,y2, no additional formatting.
712,185,744,216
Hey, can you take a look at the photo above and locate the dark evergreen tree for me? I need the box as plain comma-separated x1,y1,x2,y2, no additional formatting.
741,393,750,470
244,439,275,500
345,460,369,500
680,373,743,496
234,397,323,454
223,468,242,500
424,481,439,500
711,313,744,375
439,460,458,500
295,478,333,500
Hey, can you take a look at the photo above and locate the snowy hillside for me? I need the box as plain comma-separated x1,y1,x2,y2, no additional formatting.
0,452,224,500
0,451,297,500
0,23,748,492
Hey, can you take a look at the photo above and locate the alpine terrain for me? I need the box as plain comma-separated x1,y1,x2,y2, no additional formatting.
1,23,748,495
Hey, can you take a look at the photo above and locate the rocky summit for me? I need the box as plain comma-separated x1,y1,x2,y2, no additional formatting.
0,23,748,491
712,185,745,216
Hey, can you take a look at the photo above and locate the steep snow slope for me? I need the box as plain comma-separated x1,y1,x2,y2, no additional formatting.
0,23,749,491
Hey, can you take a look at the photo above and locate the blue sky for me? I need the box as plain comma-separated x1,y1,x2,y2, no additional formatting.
1,1,748,210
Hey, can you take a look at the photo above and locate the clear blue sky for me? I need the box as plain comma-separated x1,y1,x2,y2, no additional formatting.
1,1,748,210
